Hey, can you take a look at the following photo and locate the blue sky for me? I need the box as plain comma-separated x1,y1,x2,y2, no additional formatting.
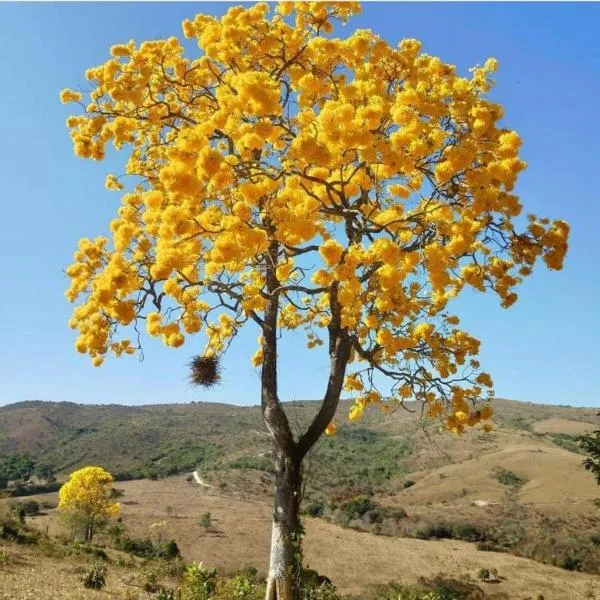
0,2,598,408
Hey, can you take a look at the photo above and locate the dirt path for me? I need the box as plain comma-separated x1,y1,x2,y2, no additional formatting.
192,470,215,488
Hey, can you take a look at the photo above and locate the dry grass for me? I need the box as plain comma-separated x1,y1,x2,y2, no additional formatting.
0,543,140,600
532,418,597,435
5,475,599,600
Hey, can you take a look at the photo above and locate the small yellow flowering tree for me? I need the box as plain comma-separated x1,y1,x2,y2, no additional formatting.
62,2,568,597
58,466,120,543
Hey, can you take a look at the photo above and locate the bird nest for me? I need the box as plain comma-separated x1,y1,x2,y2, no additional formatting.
189,355,222,388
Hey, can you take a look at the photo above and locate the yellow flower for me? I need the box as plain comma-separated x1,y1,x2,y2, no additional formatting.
61,2,567,419
324,422,337,436
319,240,344,267
60,88,82,104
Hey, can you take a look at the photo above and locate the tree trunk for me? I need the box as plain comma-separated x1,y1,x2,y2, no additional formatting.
265,450,302,600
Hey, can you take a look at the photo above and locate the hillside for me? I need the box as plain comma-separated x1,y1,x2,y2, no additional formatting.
2,398,600,598
1,398,598,481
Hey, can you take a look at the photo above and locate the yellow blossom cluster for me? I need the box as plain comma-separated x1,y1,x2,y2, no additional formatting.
63,2,567,431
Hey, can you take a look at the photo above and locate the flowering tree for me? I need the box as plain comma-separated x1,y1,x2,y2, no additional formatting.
58,466,120,543
62,2,568,597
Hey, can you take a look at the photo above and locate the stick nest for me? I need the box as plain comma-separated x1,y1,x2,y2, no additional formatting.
189,355,222,388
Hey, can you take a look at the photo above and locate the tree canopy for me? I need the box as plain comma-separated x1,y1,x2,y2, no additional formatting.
58,466,120,542
62,1,568,434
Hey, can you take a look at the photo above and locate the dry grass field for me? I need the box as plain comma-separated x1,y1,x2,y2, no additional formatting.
2,473,599,599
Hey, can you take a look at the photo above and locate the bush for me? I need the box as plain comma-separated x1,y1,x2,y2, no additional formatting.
199,512,212,531
80,563,107,590
162,540,181,560
495,468,528,488
306,500,325,518
301,582,344,600
414,524,452,540
118,536,155,557
215,574,260,600
451,523,485,542
342,495,376,519
562,555,583,572
413,522,485,543
375,576,488,599
0,512,38,544
11,500,40,520
0,548,8,568
182,561,218,600
9,481,61,497
229,455,274,473
300,568,342,600
116,535,179,560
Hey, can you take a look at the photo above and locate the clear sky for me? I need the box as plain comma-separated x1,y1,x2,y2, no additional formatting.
0,2,598,409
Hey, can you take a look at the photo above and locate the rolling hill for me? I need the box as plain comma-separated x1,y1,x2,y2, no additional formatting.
2,397,600,598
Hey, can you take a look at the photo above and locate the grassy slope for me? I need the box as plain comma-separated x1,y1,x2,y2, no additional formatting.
0,397,598,488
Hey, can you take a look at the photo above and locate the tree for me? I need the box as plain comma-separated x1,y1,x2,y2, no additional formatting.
578,424,600,503
61,3,568,597
58,466,120,543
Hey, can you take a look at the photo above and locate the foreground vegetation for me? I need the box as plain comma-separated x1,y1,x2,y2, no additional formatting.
0,507,564,600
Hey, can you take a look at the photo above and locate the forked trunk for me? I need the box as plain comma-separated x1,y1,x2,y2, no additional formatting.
265,451,302,600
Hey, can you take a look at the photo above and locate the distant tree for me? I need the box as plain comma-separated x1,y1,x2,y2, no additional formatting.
58,466,120,542
61,3,569,598
578,424,600,505
0,454,35,482
34,463,56,483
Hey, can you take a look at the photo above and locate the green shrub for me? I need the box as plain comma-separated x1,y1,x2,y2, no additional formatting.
118,536,155,557
306,500,325,518
450,523,484,542
156,589,177,600
342,495,376,519
0,548,8,568
80,563,107,590
229,455,274,473
9,481,61,497
494,468,528,488
116,535,179,560
414,524,452,540
182,561,218,600
199,512,212,531
0,512,38,544
215,574,261,600
375,575,488,599
301,582,344,600
11,500,40,520
162,540,181,560
562,555,583,572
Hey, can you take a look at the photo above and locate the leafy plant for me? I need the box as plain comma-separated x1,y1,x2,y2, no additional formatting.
182,562,218,600
495,467,528,488
80,562,107,590
199,512,212,531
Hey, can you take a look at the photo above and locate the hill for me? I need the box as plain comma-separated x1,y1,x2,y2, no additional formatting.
0,398,598,491
2,397,600,595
